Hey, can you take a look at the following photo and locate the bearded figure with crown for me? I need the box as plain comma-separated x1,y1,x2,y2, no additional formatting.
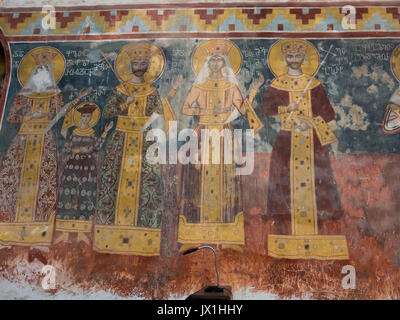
94,41,180,256
0,47,91,246
262,39,349,260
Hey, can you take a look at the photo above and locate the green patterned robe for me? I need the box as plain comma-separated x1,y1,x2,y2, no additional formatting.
95,86,163,229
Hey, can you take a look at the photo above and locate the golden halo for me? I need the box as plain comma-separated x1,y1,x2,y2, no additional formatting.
268,39,319,77
115,41,165,83
391,44,400,81
191,39,242,75
17,46,65,87
72,102,101,128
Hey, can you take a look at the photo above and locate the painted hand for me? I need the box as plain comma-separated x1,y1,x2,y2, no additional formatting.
126,95,135,104
171,75,183,90
105,121,114,133
287,102,299,112
78,86,93,99
298,121,311,131
251,74,264,91
30,112,46,119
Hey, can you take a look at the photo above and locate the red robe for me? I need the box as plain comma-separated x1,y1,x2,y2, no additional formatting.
261,80,342,225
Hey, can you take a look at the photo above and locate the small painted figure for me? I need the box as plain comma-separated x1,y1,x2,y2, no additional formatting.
55,102,113,245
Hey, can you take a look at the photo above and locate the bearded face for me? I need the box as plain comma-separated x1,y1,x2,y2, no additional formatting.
130,59,150,78
284,53,305,70
22,63,58,93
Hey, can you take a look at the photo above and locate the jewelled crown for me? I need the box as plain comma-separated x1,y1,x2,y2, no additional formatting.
204,40,233,57
126,42,152,60
281,40,308,55
31,49,58,65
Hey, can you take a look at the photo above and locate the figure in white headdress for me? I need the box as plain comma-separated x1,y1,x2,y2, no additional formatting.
178,39,264,253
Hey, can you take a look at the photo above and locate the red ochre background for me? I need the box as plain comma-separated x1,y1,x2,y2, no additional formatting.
1,153,399,299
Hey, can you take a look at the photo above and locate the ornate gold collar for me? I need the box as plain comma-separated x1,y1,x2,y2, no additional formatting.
116,82,156,98
195,77,233,90
72,127,95,137
270,73,320,92
20,91,60,99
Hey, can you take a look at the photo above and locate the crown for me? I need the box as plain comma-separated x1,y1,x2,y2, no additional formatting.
126,42,152,60
77,103,97,114
281,40,308,55
31,49,58,65
203,40,232,57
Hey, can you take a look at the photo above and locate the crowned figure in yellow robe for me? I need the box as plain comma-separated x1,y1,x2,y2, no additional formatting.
94,41,178,256
178,39,264,252
262,39,349,260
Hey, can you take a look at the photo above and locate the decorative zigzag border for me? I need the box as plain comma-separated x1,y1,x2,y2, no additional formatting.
0,6,400,36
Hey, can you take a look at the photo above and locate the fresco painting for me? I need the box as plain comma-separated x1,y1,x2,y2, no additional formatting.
0,46,92,246
262,39,348,260
93,41,177,256
178,39,264,253
0,3,400,299
55,101,112,246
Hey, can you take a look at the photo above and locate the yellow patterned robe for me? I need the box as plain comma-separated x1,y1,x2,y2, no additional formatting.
95,81,170,256
178,77,250,246
262,73,349,260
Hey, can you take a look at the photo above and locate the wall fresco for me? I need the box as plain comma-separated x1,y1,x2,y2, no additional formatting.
1,3,400,299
